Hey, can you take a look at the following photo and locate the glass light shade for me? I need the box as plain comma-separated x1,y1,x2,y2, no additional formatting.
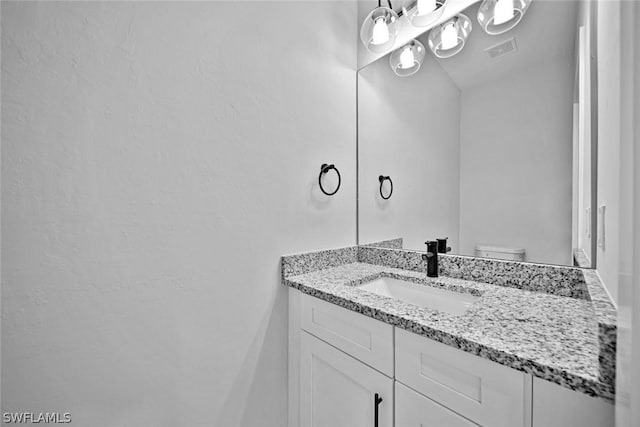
360,7,399,53
427,14,472,58
389,39,426,77
477,0,532,35
402,0,447,28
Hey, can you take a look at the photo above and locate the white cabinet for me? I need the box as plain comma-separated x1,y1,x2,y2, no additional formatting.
289,288,614,427
532,377,614,427
299,331,393,427
396,382,479,427
395,328,531,427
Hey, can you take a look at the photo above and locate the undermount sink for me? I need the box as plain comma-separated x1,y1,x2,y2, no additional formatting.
358,277,479,315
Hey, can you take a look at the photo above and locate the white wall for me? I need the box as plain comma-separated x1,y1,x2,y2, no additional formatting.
458,55,574,265
615,0,639,423
614,0,640,424
1,2,357,426
358,54,461,251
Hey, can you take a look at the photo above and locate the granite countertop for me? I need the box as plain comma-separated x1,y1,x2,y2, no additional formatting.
282,251,616,403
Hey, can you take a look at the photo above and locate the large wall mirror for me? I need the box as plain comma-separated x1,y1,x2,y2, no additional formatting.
357,0,598,268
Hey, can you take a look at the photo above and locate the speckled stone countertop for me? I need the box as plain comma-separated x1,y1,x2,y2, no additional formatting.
282,246,617,403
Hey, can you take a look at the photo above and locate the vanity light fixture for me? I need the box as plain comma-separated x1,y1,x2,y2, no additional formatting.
402,0,447,28
427,14,472,58
389,39,425,77
360,0,400,53
477,0,532,35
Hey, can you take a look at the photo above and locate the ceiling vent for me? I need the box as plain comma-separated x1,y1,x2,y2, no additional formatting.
485,37,518,59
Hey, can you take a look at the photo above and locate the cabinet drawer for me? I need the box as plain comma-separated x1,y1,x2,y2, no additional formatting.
395,328,529,427
396,381,478,427
300,293,394,376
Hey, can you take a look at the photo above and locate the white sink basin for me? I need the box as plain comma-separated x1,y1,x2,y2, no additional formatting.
358,277,479,315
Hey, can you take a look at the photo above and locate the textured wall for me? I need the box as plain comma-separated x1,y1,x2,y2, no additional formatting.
1,2,356,426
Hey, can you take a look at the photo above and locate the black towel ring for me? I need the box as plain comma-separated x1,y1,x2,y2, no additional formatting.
379,175,393,200
319,164,341,196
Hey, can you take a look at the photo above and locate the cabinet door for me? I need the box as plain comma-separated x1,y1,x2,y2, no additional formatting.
396,382,479,427
532,377,614,427
300,331,393,427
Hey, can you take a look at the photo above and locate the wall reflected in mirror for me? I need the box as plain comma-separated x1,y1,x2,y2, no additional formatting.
357,0,597,268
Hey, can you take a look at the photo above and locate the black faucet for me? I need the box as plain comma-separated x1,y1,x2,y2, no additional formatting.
437,237,451,254
422,241,439,278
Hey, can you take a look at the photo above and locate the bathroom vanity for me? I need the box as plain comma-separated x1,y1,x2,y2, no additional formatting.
282,246,616,427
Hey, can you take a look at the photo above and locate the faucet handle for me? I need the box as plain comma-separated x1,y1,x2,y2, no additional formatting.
436,238,452,253
421,253,434,260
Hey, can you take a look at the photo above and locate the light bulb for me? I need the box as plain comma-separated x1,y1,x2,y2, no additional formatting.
416,0,436,15
390,40,424,76
399,47,415,69
372,17,390,45
494,0,515,25
441,22,458,50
